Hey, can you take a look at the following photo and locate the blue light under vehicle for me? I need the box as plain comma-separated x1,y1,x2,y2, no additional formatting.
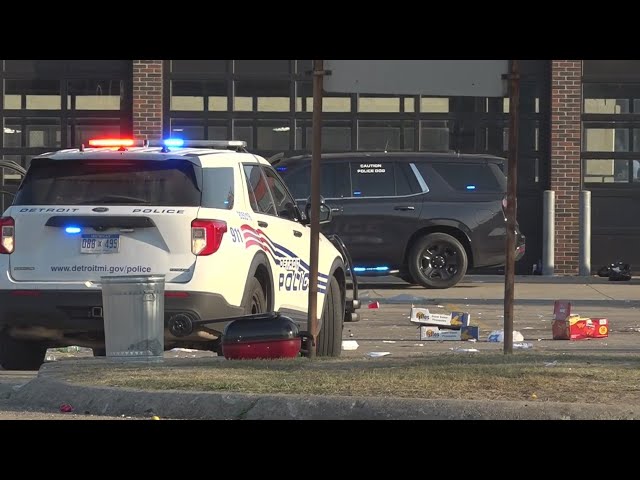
65,226,81,234
163,138,185,148
353,266,390,273
466,185,476,190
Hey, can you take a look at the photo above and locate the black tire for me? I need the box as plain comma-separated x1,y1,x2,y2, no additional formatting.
397,272,417,285
316,276,344,357
0,329,47,371
408,233,468,289
241,277,267,315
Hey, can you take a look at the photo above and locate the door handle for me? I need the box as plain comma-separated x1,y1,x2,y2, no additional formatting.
331,207,342,213
258,220,269,228
293,230,302,238
394,205,415,211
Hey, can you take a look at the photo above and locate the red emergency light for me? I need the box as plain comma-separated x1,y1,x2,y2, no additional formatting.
88,138,135,147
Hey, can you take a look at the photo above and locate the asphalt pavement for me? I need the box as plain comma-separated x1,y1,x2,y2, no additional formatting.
4,274,640,420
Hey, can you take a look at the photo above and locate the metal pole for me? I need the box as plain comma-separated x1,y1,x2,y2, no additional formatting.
504,59,520,355
307,59,324,359
542,190,555,276
579,190,591,276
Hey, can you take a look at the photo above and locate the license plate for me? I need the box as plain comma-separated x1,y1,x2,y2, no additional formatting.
80,234,120,254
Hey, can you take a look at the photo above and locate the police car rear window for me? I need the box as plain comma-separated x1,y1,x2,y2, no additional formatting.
13,158,202,206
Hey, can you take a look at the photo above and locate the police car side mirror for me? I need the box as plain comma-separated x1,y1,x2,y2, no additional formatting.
304,196,332,225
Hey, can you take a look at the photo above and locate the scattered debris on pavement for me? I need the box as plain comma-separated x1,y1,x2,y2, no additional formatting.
366,351,391,358
342,340,359,351
488,330,524,342
59,403,74,413
551,301,609,340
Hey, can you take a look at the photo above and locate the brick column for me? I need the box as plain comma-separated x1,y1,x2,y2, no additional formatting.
550,60,582,275
132,60,163,141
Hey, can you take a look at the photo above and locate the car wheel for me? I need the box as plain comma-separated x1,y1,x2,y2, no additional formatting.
408,233,468,289
397,272,417,285
316,276,344,357
0,328,47,371
242,276,267,315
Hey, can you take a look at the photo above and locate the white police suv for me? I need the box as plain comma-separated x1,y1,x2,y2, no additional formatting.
0,138,357,370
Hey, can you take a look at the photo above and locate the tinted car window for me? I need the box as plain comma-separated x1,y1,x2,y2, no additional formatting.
395,162,422,195
201,167,234,209
14,158,201,206
261,166,298,220
350,161,394,197
430,162,505,193
243,164,276,215
278,161,350,199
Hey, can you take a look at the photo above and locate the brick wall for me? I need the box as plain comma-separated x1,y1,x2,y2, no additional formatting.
550,60,582,275
132,60,163,140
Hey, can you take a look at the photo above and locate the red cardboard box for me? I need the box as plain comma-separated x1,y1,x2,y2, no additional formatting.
551,301,609,340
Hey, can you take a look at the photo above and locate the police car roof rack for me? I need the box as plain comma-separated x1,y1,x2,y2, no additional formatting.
146,140,249,153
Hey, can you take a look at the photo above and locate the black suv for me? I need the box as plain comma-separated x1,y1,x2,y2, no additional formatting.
277,152,525,289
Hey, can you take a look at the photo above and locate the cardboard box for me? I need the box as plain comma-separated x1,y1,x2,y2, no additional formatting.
410,307,470,329
551,301,609,340
419,325,479,341
552,316,609,340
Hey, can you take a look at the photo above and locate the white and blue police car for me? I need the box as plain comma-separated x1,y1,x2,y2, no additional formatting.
0,138,357,370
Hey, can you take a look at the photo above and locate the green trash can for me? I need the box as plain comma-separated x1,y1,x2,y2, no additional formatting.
101,275,165,363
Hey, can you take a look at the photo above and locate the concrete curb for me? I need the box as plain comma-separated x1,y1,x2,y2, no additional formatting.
8,362,640,420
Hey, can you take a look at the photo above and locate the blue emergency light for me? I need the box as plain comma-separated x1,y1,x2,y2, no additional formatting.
163,138,185,148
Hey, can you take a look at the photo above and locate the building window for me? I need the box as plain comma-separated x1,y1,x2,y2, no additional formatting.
170,60,227,74
4,79,61,110
295,121,351,151
420,120,451,152
68,79,122,111
357,120,414,151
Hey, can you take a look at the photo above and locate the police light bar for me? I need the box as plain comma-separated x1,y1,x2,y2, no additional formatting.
88,138,135,147
150,139,248,150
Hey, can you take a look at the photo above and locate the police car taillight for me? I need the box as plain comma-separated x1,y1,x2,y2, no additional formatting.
191,220,227,256
0,217,15,254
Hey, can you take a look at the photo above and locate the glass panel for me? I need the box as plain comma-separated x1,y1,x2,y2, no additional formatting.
262,167,297,219
357,96,400,113
171,81,204,111
395,162,421,195
420,97,449,113
70,120,121,147
201,168,235,210
26,119,61,147
583,127,630,152
235,60,290,75
235,79,289,112
404,97,415,113
257,122,291,150
350,161,395,197
358,121,401,150
420,120,451,152
4,79,61,110
205,80,227,111
584,159,629,183
584,99,629,114
171,60,227,73
403,122,415,151
169,120,205,140
300,124,351,151
296,82,351,112
233,122,253,149
3,118,22,147
68,79,121,110
208,126,228,140
243,164,276,215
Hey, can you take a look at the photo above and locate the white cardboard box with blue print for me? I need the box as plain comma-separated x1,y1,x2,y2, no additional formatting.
410,307,471,329
410,307,479,341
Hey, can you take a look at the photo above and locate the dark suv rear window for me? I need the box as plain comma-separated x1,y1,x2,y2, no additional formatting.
428,162,506,193
13,158,202,206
